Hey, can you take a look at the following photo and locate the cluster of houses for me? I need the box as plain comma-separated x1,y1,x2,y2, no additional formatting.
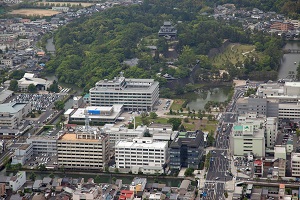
0,172,196,200
212,4,300,37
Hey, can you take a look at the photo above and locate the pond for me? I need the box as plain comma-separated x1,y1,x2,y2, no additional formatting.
278,41,300,79
186,86,232,111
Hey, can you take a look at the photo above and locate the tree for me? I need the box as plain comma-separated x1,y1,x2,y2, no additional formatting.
49,173,55,179
29,172,36,181
149,112,158,119
184,168,194,177
48,80,59,93
207,115,213,121
28,84,37,93
168,118,182,130
9,80,18,92
54,100,65,110
128,123,134,129
207,130,215,146
38,164,46,171
94,175,101,183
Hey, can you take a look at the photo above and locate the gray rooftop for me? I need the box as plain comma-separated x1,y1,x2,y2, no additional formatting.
0,102,27,113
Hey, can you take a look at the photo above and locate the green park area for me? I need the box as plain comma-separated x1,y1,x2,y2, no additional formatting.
211,44,260,67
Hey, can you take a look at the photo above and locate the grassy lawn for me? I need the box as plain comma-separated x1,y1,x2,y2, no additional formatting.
211,43,260,67
183,123,195,131
170,99,186,111
134,116,169,126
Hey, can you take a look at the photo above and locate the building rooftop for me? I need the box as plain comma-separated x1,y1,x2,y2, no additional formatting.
0,89,13,103
71,105,123,120
170,131,204,148
0,102,28,113
19,143,30,150
58,132,106,143
115,138,168,149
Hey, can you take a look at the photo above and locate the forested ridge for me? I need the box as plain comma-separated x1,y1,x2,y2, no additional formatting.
45,0,286,91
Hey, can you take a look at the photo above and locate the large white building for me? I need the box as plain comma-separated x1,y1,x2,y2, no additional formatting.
57,126,110,170
68,105,123,124
0,102,31,129
230,113,268,157
18,73,52,92
89,74,159,111
102,124,146,149
115,137,168,174
291,152,300,177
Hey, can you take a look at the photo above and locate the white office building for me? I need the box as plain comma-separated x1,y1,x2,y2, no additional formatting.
103,124,146,149
115,137,168,174
89,73,159,111
291,152,300,177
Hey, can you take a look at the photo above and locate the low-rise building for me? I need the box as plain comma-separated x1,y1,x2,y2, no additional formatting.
254,159,263,177
9,171,26,192
11,143,33,165
72,184,101,200
115,137,168,174
57,126,110,170
18,73,52,92
69,105,123,124
129,177,147,194
274,146,287,160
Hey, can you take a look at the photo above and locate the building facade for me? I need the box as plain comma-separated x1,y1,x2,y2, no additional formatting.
57,127,110,170
11,143,33,165
0,102,31,128
230,125,265,157
26,136,57,155
291,152,300,177
169,131,205,170
89,74,159,111
115,137,168,174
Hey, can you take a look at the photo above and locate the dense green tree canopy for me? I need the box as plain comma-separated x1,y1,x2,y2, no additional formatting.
45,0,286,90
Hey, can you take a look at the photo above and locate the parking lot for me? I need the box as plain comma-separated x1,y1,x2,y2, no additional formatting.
26,153,58,170
14,93,60,110
233,156,253,178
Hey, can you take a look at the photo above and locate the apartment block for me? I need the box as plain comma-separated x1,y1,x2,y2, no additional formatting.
115,137,168,174
57,127,110,170
89,73,159,111
291,152,300,177
169,131,205,170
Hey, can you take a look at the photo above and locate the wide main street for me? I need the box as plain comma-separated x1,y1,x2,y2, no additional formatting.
201,86,243,200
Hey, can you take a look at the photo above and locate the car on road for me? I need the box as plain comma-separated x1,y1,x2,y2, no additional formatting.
215,177,219,180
